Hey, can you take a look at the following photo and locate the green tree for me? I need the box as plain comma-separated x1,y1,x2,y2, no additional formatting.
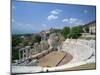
22,40,29,46
32,35,41,43
69,26,82,39
62,26,70,38
12,48,19,62
12,36,22,46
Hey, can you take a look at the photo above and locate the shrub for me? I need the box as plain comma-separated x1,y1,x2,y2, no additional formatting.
69,26,82,39
62,26,70,38
12,48,19,61
32,35,41,43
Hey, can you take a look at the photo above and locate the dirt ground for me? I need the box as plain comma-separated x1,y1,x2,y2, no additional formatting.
38,51,67,67
57,52,73,66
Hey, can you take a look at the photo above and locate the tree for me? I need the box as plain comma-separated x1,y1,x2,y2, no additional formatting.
22,40,29,46
32,35,41,43
62,27,70,38
12,36,22,46
12,48,19,62
69,26,82,39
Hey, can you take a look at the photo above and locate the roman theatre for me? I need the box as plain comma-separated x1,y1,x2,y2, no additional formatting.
12,38,95,73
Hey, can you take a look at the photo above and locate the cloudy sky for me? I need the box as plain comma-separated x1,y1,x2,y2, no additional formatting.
12,0,96,34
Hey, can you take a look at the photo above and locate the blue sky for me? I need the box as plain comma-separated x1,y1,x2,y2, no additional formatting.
12,0,96,34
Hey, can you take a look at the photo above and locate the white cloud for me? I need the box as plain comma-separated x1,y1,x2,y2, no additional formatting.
42,24,47,27
62,18,84,25
69,18,84,25
51,9,62,14
69,18,78,23
62,18,78,23
47,9,62,21
75,20,84,25
47,14,58,21
62,18,69,22
84,10,88,13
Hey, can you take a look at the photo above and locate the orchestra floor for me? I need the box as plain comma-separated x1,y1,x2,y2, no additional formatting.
38,51,73,67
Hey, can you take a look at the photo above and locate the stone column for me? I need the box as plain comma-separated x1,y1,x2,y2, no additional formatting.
19,50,21,61
22,49,25,61
25,46,30,59
19,48,24,62
25,49,27,60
